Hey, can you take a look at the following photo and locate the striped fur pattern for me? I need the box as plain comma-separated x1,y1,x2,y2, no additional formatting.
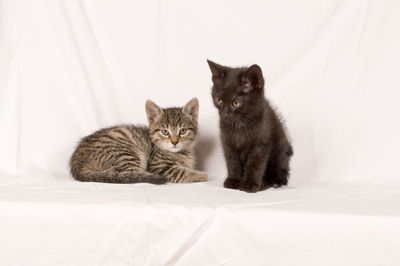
70,98,208,184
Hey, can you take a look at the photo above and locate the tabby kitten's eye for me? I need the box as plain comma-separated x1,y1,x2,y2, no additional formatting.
160,129,169,136
217,98,222,104
233,100,241,108
179,128,188,136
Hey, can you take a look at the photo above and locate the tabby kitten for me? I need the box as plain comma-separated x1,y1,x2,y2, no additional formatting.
70,98,208,184
207,60,293,193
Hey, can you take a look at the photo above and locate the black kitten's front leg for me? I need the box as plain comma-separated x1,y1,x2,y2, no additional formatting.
223,145,243,189
238,145,270,193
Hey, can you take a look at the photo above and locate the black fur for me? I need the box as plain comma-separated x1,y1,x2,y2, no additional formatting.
207,60,293,193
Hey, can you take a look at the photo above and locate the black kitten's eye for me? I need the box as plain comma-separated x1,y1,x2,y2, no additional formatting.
179,128,187,135
160,129,169,136
232,100,241,107
217,98,222,104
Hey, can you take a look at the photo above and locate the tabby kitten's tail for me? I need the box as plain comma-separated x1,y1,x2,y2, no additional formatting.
71,168,168,184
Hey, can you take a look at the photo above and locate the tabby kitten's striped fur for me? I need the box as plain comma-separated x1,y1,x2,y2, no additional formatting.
70,98,208,184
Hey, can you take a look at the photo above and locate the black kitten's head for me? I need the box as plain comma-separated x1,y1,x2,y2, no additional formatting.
207,60,266,124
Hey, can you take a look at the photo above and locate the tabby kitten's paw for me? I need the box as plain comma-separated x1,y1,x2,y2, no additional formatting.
175,170,208,183
223,177,240,189
238,180,262,193
189,170,208,182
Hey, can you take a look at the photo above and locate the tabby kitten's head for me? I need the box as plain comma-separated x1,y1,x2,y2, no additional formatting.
207,60,266,127
145,98,199,152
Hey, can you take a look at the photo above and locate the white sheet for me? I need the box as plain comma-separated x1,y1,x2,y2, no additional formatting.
1,177,400,266
1,0,400,265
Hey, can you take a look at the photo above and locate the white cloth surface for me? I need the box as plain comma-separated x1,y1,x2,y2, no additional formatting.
1,177,400,266
1,0,400,265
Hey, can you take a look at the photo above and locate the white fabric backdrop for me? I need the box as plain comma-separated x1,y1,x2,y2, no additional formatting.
1,1,400,265
2,0,400,185
1,0,400,185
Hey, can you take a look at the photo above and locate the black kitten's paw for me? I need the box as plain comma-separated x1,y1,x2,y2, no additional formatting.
223,177,240,189
238,180,261,193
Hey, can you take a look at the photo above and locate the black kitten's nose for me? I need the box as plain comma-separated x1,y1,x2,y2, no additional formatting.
220,108,230,117
220,112,229,118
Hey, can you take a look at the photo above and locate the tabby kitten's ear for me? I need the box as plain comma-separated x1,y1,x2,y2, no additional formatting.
207,59,226,82
241,64,264,93
145,100,163,124
182,98,199,122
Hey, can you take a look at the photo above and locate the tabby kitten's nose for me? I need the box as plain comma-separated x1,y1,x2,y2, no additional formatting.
171,138,179,145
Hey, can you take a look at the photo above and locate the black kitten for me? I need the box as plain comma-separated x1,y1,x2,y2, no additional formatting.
207,60,293,193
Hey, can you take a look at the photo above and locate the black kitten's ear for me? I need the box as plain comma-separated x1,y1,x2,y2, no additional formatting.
241,64,264,92
145,100,163,124
207,59,226,81
182,97,199,122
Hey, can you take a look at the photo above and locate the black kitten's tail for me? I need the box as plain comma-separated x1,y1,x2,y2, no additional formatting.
72,169,168,184
265,168,290,188
263,144,293,188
